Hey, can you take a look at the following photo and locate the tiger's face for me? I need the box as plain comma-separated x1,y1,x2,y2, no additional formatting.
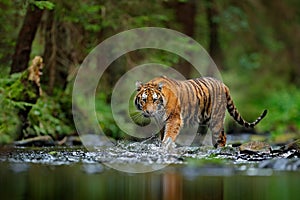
134,81,165,118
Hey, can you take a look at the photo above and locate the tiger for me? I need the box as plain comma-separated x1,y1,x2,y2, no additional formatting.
134,76,267,148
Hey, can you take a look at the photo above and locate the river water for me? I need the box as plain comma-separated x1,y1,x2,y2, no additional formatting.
0,141,299,200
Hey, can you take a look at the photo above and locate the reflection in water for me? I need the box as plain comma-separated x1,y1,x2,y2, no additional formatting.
0,162,299,200
9,163,30,173
163,172,182,200
82,163,104,174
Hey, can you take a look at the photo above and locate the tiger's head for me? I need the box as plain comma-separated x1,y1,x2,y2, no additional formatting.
134,81,165,118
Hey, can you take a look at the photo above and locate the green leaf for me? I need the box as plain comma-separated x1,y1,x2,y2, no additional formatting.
33,1,55,10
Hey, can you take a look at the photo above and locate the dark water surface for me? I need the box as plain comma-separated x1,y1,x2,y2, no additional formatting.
0,143,299,200
1,162,299,200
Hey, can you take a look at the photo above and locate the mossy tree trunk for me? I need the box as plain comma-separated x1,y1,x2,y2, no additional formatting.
8,56,44,140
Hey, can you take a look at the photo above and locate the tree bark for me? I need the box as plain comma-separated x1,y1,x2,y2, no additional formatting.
10,4,44,74
42,11,75,95
206,0,224,71
43,10,56,95
174,0,196,37
8,56,44,140
173,0,197,78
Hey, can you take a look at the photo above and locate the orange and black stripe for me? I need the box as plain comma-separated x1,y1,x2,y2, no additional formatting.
225,85,267,128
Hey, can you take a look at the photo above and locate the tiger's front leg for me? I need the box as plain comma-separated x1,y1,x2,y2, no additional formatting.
162,115,182,143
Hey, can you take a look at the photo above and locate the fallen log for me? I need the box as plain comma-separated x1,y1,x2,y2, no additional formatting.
14,135,54,147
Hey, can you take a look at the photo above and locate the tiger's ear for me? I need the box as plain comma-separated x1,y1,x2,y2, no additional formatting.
158,82,163,91
136,81,143,91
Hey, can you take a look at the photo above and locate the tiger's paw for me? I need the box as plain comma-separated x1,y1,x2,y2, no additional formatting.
214,134,227,148
214,141,226,148
162,137,176,150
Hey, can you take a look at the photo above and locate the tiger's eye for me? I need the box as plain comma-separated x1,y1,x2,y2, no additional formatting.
142,92,147,102
152,92,158,102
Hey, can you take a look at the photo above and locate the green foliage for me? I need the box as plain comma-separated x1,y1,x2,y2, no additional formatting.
26,94,74,137
59,1,102,32
32,1,55,10
0,72,31,143
6,71,39,102
219,5,249,32
1,0,299,143
94,91,151,139
0,96,20,144
223,69,300,139
0,72,75,144
260,86,300,137
135,49,182,68
20,1,55,11
238,52,261,70
95,93,120,139
0,1,24,72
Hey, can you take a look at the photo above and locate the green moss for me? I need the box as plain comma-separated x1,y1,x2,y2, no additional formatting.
0,71,75,144
7,71,39,103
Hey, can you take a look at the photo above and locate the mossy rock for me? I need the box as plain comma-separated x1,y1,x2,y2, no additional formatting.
239,141,271,154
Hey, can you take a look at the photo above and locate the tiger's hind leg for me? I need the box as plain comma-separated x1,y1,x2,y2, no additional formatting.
210,121,227,148
215,128,226,148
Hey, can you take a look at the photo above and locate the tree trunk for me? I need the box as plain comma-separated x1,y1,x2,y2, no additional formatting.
10,4,43,74
42,12,74,95
43,10,56,95
174,0,196,38
170,0,197,78
206,0,224,71
8,56,44,140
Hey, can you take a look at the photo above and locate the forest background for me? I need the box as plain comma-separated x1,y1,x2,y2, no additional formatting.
0,0,299,144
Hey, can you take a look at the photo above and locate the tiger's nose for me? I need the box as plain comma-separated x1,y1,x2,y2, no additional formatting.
143,110,153,117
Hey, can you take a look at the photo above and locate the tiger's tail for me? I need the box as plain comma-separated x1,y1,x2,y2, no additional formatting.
225,87,267,128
